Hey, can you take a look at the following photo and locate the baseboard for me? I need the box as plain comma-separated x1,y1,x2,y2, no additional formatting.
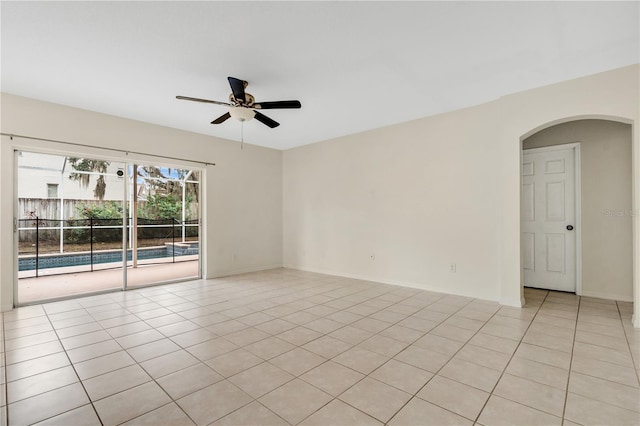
1,303,13,313
206,264,283,280
284,264,499,303
579,290,633,303
499,296,525,308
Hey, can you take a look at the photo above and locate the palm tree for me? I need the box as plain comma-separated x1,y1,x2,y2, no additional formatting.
68,158,110,200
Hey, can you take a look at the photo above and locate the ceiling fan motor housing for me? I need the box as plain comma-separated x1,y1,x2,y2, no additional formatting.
230,92,255,107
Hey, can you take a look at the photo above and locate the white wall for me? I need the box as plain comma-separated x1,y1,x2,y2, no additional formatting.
1,94,283,310
283,65,640,324
284,101,504,301
524,120,633,301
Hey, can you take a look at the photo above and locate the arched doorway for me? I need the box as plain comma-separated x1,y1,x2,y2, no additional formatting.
519,118,634,305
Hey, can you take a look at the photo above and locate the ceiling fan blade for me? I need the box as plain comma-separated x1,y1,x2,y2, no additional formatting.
176,95,231,106
228,76,247,103
253,100,301,110
211,112,231,124
254,111,280,128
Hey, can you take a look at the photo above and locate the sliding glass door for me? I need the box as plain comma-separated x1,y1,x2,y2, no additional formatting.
16,151,201,305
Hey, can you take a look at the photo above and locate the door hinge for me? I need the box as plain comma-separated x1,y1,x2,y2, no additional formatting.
13,217,18,233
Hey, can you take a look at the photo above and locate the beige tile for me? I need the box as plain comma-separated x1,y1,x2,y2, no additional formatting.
351,317,392,333
532,313,576,330
205,348,263,377
66,339,122,363
278,326,323,346
299,360,364,396
127,338,181,363
56,322,102,339
305,317,345,334
439,358,501,392
370,359,433,394
379,324,424,343
106,321,152,338
300,399,381,426
206,320,248,336
430,323,476,343
186,337,238,361
494,373,565,416
302,335,352,358
121,402,195,426
358,334,409,357
270,347,326,376
4,323,53,340
140,349,199,379
444,315,485,332
455,344,511,371
468,332,519,354
228,362,294,398
514,342,571,369
329,325,374,345
575,330,630,351
83,364,151,401
6,352,69,382
224,327,270,347
255,318,297,335
4,331,63,352
34,404,101,426
156,320,200,338
333,347,389,374
259,379,333,425
339,377,411,423
569,372,640,412
413,333,464,356
74,350,136,380
417,375,489,421
170,329,217,348
244,336,296,360
571,355,639,388
7,365,78,404
93,381,172,426
5,340,63,365
506,357,569,390
212,401,287,426
157,363,223,400
397,316,439,333
370,309,408,324
573,341,634,367
394,345,451,373
116,329,165,350
522,330,573,353
564,392,640,426
388,397,472,426
8,382,89,426
477,395,562,426
326,310,363,324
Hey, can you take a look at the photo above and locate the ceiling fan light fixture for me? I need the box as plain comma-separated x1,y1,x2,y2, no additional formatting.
229,106,255,122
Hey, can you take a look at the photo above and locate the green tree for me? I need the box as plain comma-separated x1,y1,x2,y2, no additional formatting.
68,158,110,200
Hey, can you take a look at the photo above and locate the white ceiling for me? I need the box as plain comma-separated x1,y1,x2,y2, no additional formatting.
1,1,638,150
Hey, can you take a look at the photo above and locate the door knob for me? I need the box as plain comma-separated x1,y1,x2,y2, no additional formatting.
566,225,574,231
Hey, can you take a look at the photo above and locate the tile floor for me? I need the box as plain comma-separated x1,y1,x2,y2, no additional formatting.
1,268,639,425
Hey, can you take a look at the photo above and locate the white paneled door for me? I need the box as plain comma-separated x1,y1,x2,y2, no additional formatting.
522,145,578,292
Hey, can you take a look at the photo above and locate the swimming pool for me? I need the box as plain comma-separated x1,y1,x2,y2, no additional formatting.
19,242,199,271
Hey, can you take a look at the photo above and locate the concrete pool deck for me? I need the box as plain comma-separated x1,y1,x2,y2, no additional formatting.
17,258,199,304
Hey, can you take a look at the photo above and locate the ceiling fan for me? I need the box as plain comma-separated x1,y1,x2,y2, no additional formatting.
176,76,301,128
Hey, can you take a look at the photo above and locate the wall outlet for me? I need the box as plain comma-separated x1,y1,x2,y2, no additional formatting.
450,263,457,272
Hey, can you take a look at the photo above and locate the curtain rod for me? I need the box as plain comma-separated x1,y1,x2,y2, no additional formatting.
1,133,216,167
